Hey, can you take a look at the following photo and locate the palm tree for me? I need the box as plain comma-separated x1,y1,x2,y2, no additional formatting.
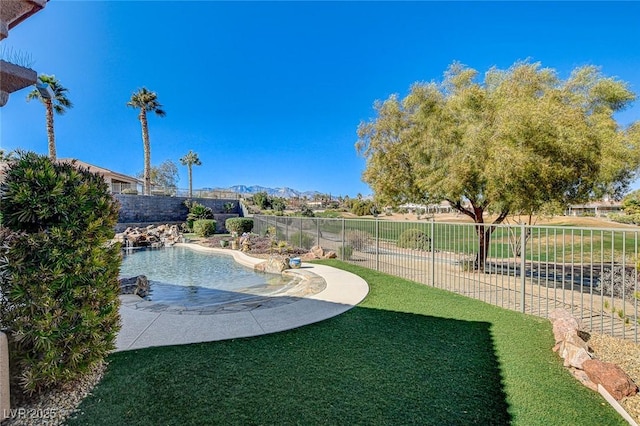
127,87,166,195
179,150,202,198
26,75,73,161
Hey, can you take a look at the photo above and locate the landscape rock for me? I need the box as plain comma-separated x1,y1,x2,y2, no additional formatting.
558,331,592,369
119,275,150,298
550,309,581,344
114,224,182,248
570,368,598,392
300,252,319,261
583,359,638,400
255,257,291,274
324,250,337,259
311,245,325,258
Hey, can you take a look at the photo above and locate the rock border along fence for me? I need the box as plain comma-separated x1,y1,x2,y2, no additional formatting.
550,309,639,425
114,195,241,233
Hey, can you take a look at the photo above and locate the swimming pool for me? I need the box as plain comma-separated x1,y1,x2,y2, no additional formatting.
120,246,299,307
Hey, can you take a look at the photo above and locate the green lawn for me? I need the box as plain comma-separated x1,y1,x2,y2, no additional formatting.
276,217,640,264
67,260,624,425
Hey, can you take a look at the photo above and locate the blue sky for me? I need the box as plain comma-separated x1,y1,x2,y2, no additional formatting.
1,1,639,197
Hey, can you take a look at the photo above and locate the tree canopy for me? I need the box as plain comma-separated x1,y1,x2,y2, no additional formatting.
356,61,640,268
26,74,73,161
138,159,178,194
180,150,202,198
357,61,640,221
127,87,165,195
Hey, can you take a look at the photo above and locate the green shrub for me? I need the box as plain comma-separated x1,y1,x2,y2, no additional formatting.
0,152,121,394
184,201,213,231
297,205,315,217
289,231,315,250
350,200,377,216
225,218,254,234
609,213,640,225
193,219,217,237
397,228,431,250
338,245,353,260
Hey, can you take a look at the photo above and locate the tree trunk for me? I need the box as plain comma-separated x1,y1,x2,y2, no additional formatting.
188,165,193,198
45,99,56,161
475,224,492,272
448,200,508,272
139,110,151,196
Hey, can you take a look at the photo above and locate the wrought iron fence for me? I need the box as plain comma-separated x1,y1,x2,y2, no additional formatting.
111,184,243,199
253,215,640,342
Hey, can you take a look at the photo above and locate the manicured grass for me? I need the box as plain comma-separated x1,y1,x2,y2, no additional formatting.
288,216,640,263
68,260,624,425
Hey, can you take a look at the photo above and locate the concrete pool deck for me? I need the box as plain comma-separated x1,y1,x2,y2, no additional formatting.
115,244,369,351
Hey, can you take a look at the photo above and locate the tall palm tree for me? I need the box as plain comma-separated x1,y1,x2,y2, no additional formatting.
127,87,166,195
179,150,202,198
26,75,73,161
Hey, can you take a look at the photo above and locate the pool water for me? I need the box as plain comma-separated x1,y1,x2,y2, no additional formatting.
120,246,295,306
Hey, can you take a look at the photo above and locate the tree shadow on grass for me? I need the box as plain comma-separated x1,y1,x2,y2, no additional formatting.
69,306,510,426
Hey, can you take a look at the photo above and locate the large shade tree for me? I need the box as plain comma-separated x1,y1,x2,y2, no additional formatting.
127,87,166,195
179,150,202,198
138,159,179,195
357,61,640,270
26,74,73,161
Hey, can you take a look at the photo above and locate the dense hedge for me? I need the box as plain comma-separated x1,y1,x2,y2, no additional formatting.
193,219,217,237
225,218,254,234
0,152,121,394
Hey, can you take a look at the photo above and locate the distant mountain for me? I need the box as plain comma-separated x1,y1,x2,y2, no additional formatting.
205,185,321,199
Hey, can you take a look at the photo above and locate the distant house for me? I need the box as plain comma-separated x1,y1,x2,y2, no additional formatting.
565,201,623,217
58,159,142,194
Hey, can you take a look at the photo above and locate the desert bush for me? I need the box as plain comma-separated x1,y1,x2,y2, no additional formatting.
0,152,121,394
345,230,371,251
289,231,315,250
338,245,353,260
599,265,639,302
297,205,315,217
397,228,431,250
225,218,254,235
193,219,217,237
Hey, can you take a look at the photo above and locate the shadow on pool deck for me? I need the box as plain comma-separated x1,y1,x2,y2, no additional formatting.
115,245,369,351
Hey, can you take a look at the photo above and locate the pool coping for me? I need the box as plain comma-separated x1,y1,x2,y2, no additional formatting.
115,244,370,351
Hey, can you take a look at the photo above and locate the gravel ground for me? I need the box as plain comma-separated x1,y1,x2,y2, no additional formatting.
2,363,105,426
588,333,640,423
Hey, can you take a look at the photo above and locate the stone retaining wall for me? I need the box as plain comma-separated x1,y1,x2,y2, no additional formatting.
113,195,241,233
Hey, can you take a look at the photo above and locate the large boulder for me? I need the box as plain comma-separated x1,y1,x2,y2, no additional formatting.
582,359,638,400
114,224,182,248
255,257,291,274
119,275,150,298
306,246,337,260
